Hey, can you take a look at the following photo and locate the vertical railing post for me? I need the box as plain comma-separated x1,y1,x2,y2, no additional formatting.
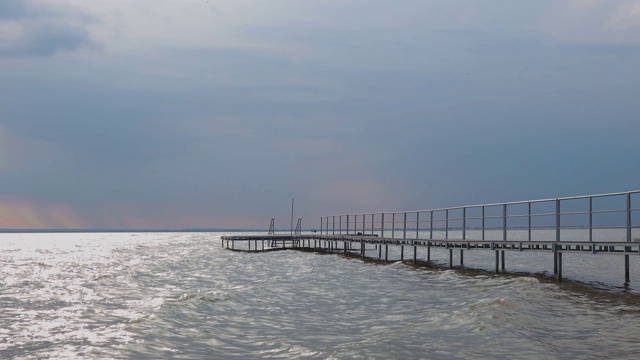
403,212,407,239
371,214,374,235
626,192,631,284
332,216,335,235
589,197,593,242
502,204,506,271
627,192,632,242
503,204,507,242
462,207,466,240
482,206,485,241
554,199,560,275
416,212,420,239
445,209,449,240
392,213,395,239
381,213,385,238
429,211,433,240
556,199,561,242
528,202,532,242
346,214,350,235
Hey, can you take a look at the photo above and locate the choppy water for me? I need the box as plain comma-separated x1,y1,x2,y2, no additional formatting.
2,232,640,359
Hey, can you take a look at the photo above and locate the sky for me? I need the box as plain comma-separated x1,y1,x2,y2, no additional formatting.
1,0,639,230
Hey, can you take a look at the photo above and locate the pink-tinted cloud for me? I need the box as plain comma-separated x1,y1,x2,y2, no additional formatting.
0,199,86,228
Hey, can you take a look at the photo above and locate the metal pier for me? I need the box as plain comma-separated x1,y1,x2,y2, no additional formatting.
223,190,640,284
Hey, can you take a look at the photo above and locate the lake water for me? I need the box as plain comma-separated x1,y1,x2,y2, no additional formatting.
2,232,640,359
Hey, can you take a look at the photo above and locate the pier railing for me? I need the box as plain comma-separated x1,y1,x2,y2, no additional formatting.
320,190,640,243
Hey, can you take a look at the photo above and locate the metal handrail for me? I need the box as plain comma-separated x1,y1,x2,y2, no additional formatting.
320,190,640,241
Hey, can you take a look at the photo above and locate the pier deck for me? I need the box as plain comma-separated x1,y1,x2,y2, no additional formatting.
221,234,640,282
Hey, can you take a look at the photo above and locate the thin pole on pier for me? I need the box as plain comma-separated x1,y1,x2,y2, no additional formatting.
290,199,294,236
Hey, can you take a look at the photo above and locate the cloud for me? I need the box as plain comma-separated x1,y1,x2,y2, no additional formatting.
1,0,639,230
0,22,93,57
541,0,640,45
0,0,96,58
0,199,86,229
0,2,30,19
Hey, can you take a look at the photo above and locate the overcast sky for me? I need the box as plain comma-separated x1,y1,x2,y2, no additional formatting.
1,0,639,229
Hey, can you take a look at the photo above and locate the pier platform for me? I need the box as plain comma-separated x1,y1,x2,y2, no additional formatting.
221,234,640,282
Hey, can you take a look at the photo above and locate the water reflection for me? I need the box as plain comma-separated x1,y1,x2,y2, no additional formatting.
1,232,640,359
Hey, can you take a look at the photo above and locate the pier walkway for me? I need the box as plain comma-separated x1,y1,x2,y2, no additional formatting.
222,190,640,283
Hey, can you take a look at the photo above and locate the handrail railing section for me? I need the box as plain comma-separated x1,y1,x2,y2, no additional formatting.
320,190,640,243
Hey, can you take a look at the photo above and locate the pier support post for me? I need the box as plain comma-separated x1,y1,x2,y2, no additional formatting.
495,251,499,274
221,239,224,247
401,246,404,261
413,246,417,264
557,252,563,282
460,249,464,266
361,242,365,259
385,244,388,264
427,243,431,262
449,249,453,269
501,250,505,271
625,255,630,285
553,250,558,274
379,244,382,259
